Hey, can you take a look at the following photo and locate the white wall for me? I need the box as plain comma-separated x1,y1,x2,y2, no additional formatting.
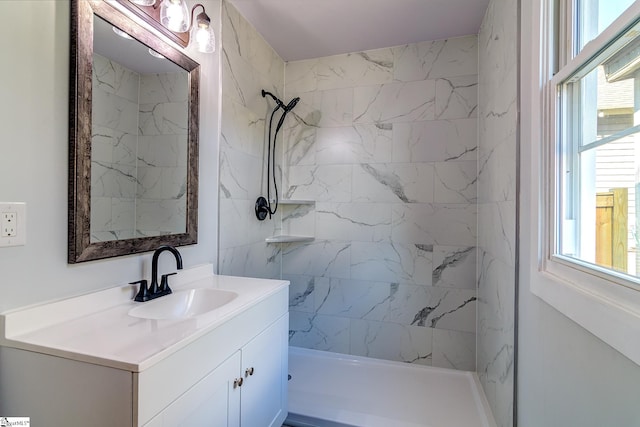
518,0,640,425
0,0,220,312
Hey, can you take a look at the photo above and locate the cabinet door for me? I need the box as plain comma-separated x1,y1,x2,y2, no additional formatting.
240,314,288,427
145,351,241,427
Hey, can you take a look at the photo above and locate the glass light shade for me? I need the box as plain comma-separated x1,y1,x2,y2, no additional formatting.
160,0,190,33
112,26,133,40
191,20,215,53
148,48,165,59
130,0,156,5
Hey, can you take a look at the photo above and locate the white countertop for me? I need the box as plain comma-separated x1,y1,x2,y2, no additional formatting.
0,264,289,372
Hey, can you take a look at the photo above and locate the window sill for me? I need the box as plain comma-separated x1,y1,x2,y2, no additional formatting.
530,264,640,366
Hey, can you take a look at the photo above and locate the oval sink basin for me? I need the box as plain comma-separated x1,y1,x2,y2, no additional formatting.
128,288,238,320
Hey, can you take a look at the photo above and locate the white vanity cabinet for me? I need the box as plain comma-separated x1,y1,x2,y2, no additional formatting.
145,314,288,427
0,269,289,427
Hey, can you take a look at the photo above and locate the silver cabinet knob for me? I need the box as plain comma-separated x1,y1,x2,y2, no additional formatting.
244,367,254,377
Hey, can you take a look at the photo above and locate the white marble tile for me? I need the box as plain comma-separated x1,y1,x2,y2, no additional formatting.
136,166,162,199
394,35,478,81
477,133,517,204
353,80,435,123
432,245,476,290
91,126,115,163
283,119,317,166
283,240,351,279
281,203,315,237
218,242,282,280
219,198,250,250
477,0,517,423
392,118,477,163
477,201,516,264
352,163,434,203
219,146,262,199
90,197,135,238
285,164,352,202
314,123,393,165
139,72,188,104
285,274,317,313
388,285,476,333
138,102,188,136
91,161,137,198
314,277,392,321
294,88,354,127
93,53,140,103
92,87,139,135
435,75,478,120
350,319,433,365
221,96,266,158
160,168,186,200
434,161,477,203
391,203,477,246
316,48,394,90
136,198,186,234
289,311,351,353
350,241,432,285
315,202,392,242
285,59,318,94
137,135,186,168
432,329,476,371
90,197,112,232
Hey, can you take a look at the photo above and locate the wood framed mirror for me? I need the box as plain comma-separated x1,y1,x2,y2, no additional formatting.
69,0,199,263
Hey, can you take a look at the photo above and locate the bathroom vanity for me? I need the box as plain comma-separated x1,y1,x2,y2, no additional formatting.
0,265,289,427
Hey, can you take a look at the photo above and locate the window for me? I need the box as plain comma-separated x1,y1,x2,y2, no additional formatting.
553,0,640,287
520,0,640,366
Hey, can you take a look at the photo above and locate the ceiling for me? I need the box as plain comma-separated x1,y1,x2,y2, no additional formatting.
227,0,491,62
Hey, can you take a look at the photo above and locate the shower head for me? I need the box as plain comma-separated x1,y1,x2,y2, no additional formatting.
262,90,300,112
286,97,300,112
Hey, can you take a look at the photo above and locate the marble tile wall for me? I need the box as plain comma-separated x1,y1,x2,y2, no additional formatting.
91,53,139,242
283,36,479,371
91,53,188,241
135,71,189,237
218,0,285,279
477,0,518,425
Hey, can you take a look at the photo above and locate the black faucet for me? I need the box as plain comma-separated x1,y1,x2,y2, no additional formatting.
131,245,183,302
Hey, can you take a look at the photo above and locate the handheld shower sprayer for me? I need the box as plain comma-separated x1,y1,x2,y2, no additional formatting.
261,90,300,112
256,90,301,221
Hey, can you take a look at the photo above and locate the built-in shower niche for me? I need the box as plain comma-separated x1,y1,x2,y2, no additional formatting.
265,199,315,244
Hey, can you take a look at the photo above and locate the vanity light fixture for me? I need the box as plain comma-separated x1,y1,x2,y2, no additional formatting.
190,4,216,53
121,0,216,53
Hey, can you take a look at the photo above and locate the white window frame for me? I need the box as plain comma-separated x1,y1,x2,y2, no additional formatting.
522,0,640,366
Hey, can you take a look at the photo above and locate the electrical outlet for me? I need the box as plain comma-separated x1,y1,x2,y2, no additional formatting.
1,212,17,237
0,202,26,247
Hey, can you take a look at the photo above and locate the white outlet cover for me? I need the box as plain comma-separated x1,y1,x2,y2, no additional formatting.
0,202,26,247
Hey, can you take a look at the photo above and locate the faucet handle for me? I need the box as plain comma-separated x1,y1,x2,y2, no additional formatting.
131,280,149,302
159,273,176,294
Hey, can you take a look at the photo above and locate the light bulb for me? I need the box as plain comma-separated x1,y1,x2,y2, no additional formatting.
160,0,190,33
190,12,215,53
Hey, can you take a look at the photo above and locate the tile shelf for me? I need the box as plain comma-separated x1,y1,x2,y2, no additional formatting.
265,235,315,244
265,200,316,243
277,199,316,205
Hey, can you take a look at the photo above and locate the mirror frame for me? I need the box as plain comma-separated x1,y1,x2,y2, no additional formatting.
69,0,200,263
